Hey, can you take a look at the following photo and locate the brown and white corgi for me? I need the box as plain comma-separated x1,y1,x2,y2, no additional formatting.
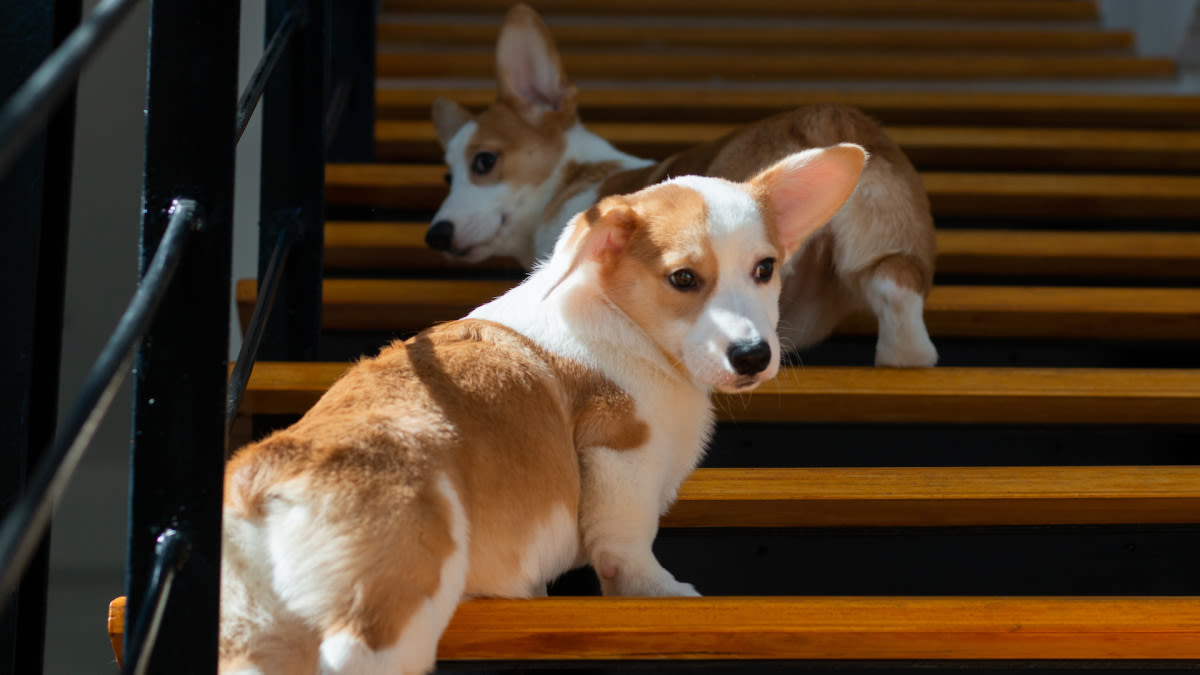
218,146,867,674
429,4,938,368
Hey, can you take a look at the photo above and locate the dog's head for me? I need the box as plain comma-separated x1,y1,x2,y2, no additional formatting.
551,145,867,393
429,4,577,264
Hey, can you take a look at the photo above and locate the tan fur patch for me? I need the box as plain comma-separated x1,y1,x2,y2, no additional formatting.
598,184,717,375
464,99,569,189
224,319,647,649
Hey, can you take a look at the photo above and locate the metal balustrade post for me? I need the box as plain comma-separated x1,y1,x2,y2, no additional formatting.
258,0,328,370
0,2,80,673
327,0,377,162
125,1,239,672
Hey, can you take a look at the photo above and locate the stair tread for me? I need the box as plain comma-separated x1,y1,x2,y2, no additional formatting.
324,223,1200,279
236,363,1200,424
377,120,1200,171
236,278,1200,340
376,88,1200,128
380,21,1133,52
671,466,1200,527
378,50,1175,82
381,0,1101,21
108,594,1200,662
324,163,1200,218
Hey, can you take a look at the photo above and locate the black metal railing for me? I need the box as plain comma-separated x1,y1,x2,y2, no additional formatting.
0,0,376,672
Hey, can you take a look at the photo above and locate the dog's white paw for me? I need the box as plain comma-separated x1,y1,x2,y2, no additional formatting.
654,579,702,597
875,330,938,368
878,336,940,367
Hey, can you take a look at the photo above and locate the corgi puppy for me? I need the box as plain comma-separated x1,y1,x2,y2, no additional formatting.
429,4,938,368
218,146,867,674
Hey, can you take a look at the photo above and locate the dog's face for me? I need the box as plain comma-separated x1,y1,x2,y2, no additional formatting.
555,146,867,393
429,4,577,263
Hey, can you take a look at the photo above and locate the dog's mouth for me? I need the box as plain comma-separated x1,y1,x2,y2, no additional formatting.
714,374,768,394
443,214,508,262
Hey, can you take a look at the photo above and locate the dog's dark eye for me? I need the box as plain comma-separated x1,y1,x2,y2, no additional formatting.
668,268,699,291
443,171,452,185
753,258,775,284
471,151,497,175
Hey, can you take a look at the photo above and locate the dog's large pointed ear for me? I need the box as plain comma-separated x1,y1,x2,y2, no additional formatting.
749,144,868,259
431,98,474,150
541,196,638,298
496,4,578,124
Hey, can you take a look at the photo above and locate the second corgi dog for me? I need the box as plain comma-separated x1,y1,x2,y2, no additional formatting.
429,4,938,367
219,146,867,674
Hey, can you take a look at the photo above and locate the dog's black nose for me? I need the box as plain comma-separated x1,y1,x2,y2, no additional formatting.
727,340,772,376
426,220,455,251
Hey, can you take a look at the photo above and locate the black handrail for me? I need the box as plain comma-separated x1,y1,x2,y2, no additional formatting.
0,198,199,600
236,7,308,143
0,0,143,176
226,223,295,435
121,529,190,675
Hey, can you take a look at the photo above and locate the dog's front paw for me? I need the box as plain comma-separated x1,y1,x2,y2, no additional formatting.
875,331,938,368
652,578,701,597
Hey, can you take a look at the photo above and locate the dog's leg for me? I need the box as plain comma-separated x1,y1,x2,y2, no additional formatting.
579,448,699,597
860,255,938,367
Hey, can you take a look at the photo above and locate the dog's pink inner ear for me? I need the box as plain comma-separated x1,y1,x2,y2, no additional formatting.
581,203,637,264
753,144,867,256
496,5,575,116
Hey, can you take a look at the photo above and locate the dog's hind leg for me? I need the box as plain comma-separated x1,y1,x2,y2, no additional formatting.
859,254,938,367
318,476,470,675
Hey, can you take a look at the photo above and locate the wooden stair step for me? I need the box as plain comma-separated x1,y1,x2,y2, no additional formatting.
380,20,1134,52
377,120,1200,171
667,466,1200,528
325,163,1200,219
376,88,1200,129
108,595,1200,663
324,223,1200,279
236,363,1200,424
444,596,1200,661
377,50,1174,82
382,0,1101,21
237,279,1200,340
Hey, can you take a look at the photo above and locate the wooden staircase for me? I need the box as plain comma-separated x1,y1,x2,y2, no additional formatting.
112,0,1200,670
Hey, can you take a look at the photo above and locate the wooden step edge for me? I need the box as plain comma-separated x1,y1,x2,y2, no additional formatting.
376,51,1176,82
378,22,1135,52
235,363,1200,424
324,223,1200,279
667,466,1200,527
324,164,1200,219
108,596,125,667
381,0,1102,22
236,279,1200,341
375,121,1200,171
108,595,1200,662
375,89,1200,129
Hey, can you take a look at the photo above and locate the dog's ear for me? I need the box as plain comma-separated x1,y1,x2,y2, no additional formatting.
749,144,868,258
431,98,475,149
496,4,578,125
542,196,638,299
